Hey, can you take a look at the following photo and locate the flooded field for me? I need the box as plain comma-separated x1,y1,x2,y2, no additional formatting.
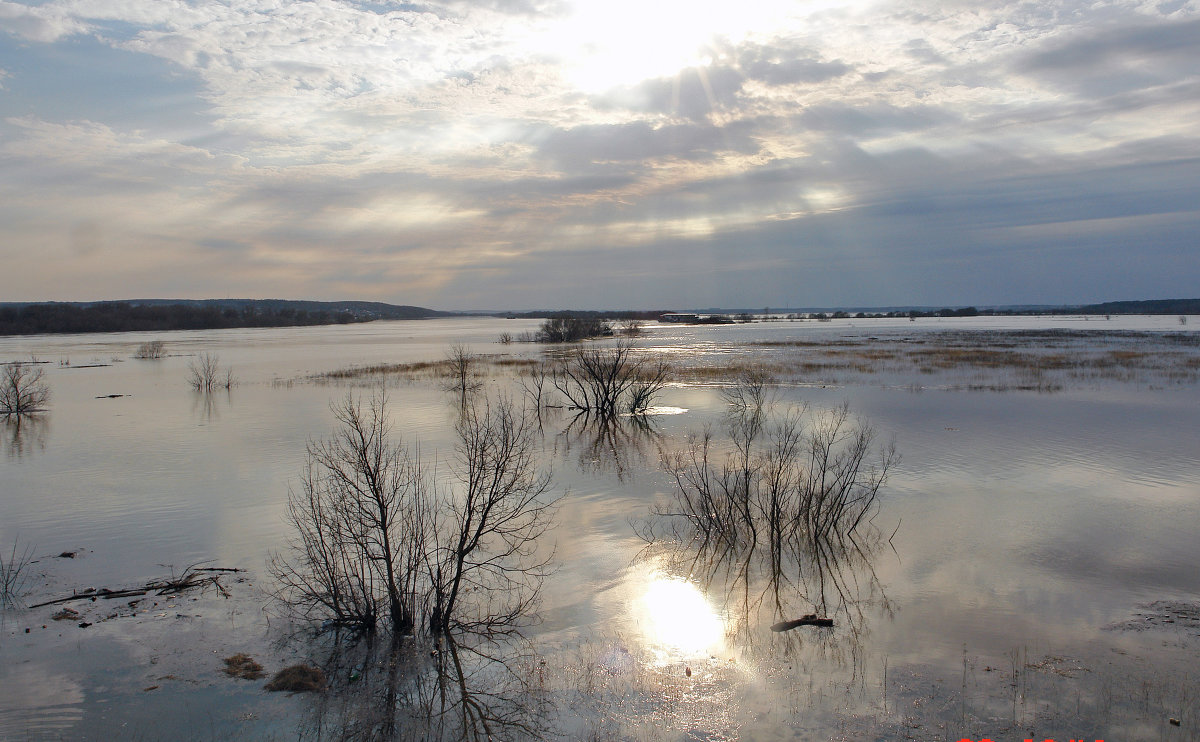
1,315,1198,740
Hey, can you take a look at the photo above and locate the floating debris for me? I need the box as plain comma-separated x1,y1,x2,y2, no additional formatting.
223,654,266,680
265,664,326,693
30,564,242,609
771,614,834,631
1106,601,1200,636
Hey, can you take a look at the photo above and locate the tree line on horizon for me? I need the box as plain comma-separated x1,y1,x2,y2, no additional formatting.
1,298,1194,337
0,301,368,335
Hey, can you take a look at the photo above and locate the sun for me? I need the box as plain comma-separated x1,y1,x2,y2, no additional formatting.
636,576,726,660
539,0,799,94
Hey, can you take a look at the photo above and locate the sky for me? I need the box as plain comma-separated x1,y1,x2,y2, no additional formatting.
1,0,1197,311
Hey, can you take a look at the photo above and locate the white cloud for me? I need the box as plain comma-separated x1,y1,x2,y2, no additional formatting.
0,0,90,41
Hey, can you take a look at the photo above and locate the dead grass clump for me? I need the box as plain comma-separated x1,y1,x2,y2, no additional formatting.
317,354,538,383
223,653,266,680
492,357,539,369
265,664,325,692
319,360,446,380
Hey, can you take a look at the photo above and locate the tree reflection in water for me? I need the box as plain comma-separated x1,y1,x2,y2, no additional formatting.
552,410,661,481
3,413,47,459
638,383,897,660
295,629,552,741
190,387,233,422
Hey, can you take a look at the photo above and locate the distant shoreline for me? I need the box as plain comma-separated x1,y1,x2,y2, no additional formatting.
0,299,456,336
0,298,1195,337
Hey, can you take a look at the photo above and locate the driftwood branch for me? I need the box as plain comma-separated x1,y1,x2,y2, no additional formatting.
29,566,241,609
770,613,834,632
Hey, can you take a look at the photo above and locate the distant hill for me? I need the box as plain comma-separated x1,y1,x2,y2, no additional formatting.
0,299,457,336
1075,298,1200,315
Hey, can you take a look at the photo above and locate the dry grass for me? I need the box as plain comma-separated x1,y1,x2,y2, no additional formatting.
304,330,1198,392
265,664,326,692
745,330,1200,389
223,654,266,680
315,354,540,383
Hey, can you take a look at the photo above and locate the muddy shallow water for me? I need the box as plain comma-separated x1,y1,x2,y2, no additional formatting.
1,316,1198,740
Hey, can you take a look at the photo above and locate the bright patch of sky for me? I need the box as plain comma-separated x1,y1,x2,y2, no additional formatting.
1,0,1198,309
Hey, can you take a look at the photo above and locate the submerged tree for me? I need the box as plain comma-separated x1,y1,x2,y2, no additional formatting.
428,399,557,635
187,352,234,392
442,344,484,405
134,340,166,359
273,392,557,637
273,391,431,633
551,341,670,419
0,362,50,415
0,538,36,609
648,381,896,628
535,316,611,343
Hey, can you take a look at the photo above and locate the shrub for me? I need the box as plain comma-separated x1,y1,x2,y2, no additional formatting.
535,316,612,343
187,353,234,392
271,392,556,637
0,362,50,415
134,340,166,359
550,342,670,418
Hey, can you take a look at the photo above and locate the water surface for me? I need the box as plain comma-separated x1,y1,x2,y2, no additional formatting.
1,316,1197,740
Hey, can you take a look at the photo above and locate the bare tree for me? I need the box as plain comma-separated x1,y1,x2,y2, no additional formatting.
0,362,50,415
0,538,36,609
551,341,670,419
534,316,611,343
187,353,234,392
619,319,644,337
428,398,557,635
649,391,896,629
519,360,552,413
272,391,432,633
658,397,895,554
274,393,557,638
134,340,166,359
443,344,483,403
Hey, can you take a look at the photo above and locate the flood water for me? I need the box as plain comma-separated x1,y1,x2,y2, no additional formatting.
1,316,1198,740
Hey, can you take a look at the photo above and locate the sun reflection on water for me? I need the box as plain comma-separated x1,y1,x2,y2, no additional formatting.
636,575,726,662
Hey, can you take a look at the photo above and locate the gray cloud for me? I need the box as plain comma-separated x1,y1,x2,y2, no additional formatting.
1016,17,1200,96
795,103,958,137
737,42,853,85
593,65,745,121
534,120,759,171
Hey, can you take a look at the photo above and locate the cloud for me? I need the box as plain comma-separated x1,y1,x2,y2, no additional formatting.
1016,17,1200,97
0,1,90,42
738,42,853,86
535,119,758,171
795,102,958,137
0,0,1198,307
596,65,747,122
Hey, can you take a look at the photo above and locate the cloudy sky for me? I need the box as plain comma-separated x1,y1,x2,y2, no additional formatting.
1,0,1197,310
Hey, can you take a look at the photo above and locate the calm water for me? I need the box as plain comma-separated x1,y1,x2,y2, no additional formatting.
1,316,1198,740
